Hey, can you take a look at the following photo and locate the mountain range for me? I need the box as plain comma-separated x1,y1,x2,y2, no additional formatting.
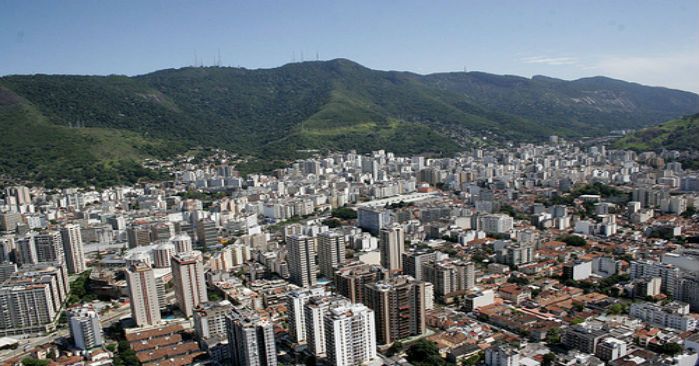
1,58,697,187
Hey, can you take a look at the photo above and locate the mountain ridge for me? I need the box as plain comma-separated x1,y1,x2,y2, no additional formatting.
1,59,698,187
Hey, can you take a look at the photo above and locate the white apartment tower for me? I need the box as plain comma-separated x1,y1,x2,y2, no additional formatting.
171,250,208,317
68,305,104,350
286,287,326,344
324,302,377,366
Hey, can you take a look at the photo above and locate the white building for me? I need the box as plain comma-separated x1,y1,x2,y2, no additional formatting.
193,300,233,340
629,301,697,331
564,260,592,281
464,289,495,311
595,337,627,361
485,344,520,366
480,214,514,234
68,305,103,350
286,287,326,344
324,302,377,366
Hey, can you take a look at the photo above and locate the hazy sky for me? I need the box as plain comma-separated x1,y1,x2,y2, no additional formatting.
2,0,698,92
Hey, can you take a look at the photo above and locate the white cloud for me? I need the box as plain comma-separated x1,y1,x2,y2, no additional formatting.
521,56,578,66
587,52,699,93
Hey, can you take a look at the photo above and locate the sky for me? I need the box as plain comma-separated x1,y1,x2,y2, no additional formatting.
1,1,698,92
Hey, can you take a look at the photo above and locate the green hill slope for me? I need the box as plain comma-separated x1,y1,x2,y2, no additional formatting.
0,86,177,187
614,113,699,151
1,59,698,186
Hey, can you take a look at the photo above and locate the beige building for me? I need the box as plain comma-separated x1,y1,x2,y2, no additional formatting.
126,262,162,327
171,250,208,317
60,224,85,274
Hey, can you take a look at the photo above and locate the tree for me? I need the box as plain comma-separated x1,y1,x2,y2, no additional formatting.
508,275,529,285
463,352,484,366
558,235,586,247
542,353,556,366
322,218,341,228
304,355,317,366
21,358,49,366
331,207,357,220
607,303,627,315
659,342,683,356
386,340,404,356
546,328,561,344
406,339,446,366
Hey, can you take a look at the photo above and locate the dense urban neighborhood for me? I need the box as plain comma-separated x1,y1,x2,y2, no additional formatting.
1,136,699,366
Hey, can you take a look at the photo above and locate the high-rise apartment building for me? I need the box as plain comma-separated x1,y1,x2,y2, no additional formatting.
34,231,64,263
0,212,23,233
334,262,387,304
193,300,234,340
317,231,346,278
485,344,521,366
127,226,152,248
324,302,377,366
196,219,218,248
402,249,437,281
226,308,277,366
68,305,103,350
61,224,86,274
5,186,31,207
480,214,514,234
304,296,334,357
126,262,161,327
171,250,208,317
0,282,56,336
364,275,426,345
286,287,326,344
423,260,475,303
288,235,317,288
379,225,405,272
15,236,38,265
171,233,193,253
357,207,390,235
